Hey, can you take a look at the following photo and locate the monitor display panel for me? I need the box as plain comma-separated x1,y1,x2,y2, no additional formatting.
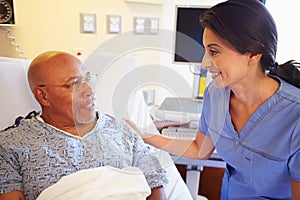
173,6,210,64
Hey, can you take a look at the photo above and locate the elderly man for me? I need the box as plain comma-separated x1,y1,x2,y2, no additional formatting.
0,51,168,200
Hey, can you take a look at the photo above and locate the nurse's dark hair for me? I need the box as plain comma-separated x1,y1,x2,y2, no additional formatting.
200,0,300,88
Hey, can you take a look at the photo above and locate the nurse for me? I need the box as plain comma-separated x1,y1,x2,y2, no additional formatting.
126,0,300,199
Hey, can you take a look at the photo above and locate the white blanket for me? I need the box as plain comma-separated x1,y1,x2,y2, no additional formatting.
37,166,151,200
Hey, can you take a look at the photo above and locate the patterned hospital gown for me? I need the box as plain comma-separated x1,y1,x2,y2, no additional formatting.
0,112,168,200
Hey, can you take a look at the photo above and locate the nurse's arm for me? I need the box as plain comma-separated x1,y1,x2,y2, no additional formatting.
291,180,300,200
143,130,214,159
126,119,215,159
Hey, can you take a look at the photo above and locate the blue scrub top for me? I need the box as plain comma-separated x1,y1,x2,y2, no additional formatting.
199,76,300,199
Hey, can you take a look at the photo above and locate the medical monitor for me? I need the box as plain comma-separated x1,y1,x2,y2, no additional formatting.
173,5,210,65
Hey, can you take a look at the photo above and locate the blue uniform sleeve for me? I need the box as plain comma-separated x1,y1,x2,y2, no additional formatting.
288,119,300,182
199,87,210,135
198,83,228,140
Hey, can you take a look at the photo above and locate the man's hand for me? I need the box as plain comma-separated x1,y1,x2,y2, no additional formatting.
147,186,166,200
0,190,24,200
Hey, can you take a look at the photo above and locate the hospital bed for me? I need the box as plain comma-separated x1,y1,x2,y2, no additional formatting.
0,55,209,199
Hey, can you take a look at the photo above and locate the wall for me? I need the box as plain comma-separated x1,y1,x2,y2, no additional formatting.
0,0,163,59
265,0,300,63
1,0,297,105
0,0,224,105
0,0,221,106
1,0,298,62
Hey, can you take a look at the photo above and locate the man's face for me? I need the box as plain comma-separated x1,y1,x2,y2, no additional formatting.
71,71,97,124
43,56,97,126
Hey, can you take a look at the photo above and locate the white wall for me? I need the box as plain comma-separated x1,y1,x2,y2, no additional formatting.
266,0,300,63
0,0,163,59
1,0,297,106
0,0,222,106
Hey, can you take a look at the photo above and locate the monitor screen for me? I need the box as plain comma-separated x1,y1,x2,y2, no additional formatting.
173,6,210,64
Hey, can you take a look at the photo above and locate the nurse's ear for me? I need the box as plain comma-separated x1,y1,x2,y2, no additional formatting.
248,53,262,66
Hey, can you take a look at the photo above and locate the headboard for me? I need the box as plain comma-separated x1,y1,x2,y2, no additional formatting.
0,57,40,130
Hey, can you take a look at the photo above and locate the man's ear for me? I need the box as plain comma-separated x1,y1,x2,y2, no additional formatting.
248,53,262,66
33,87,50,106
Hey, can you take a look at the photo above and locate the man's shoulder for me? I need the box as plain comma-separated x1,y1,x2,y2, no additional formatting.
98,112,115,121
96,111,137,138
0,124,25,149
97,112,125,127
0,111,41,142
2,111,40,131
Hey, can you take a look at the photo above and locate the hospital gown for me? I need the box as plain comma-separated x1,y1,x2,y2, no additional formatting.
0,112,168,200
